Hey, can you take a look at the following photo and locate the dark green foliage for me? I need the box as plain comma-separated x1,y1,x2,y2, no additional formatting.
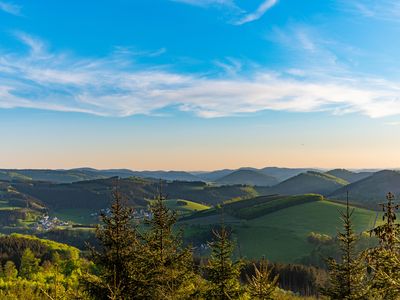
139,192,197,299
270,263,327,297
83,185,142,300
38,228,98,250
226,194,323,220
366,192,400,299
13,177,257,211
246,258,279,299
183,194,323,221
204,226,243,299
321,195,368,299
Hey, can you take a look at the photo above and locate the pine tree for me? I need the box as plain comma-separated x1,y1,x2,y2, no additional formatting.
141,190,196,299
83,183,143,300
204,225,244,300
19,248,40,279
321,192,368,299
367,192,400,299
246,258,279,300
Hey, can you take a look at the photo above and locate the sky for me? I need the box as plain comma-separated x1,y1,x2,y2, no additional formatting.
1,0,400,170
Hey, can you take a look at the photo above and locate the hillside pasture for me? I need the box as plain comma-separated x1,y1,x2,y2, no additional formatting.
183,198,378,262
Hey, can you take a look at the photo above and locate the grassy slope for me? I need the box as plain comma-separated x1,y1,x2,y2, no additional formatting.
163,199,210,216
235,200,376,262
182,199,377,262
51,208,97,225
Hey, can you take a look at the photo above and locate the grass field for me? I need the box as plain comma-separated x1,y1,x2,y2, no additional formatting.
51,208,98,225
182,199,379,262
161,199,210,216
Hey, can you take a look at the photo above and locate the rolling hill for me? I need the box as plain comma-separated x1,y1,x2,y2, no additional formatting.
329,170,400,208
190,169,235,182
215,169,278,186
265,171,348,196
325,169,372,183
132,170,200,181
259,167,320,182
181,194,377,262
11,177,259,212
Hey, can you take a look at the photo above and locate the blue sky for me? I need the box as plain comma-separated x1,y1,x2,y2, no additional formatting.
1,0,400,170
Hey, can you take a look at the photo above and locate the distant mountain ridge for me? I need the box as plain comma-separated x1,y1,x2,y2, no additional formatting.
259,167,320,182
0,169,200,183
215,169,278,187
325,169,372,183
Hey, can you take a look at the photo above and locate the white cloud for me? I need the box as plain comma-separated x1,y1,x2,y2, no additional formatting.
2,34,400,119
235,0,278,25
171,0,277,24
171,0,236,8
0,1,21,16
339,0,400,22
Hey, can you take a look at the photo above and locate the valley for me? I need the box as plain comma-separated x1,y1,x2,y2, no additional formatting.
0,166,395,263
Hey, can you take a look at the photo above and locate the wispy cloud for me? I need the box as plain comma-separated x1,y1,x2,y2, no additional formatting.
235,0,278,25
171,0,236,8
171,0,277,25
339,0,400,22
214,57,242,76
1,33,400,119
0,1,21,16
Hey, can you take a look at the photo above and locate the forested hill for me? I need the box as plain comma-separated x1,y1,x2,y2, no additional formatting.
11,177,259,210
215,169,279,186
265,171,348,196
329,170,400,208
325,169,372,183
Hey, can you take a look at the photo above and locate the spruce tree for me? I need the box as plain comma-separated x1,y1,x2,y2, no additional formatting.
204,225,243,300
321,192,368,299
246,258,278,300
83,183,143,300
141,190,196,299
367,192,400,299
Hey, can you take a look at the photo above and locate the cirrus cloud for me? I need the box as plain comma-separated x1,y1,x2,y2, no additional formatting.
1,33,400,119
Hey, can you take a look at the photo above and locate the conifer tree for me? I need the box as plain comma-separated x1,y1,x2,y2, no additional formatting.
246,258,279,300
204,225,243,300
367,192,400,299
83,182,143,300
321,193,368,299
19,248,40,279
141,189,196,299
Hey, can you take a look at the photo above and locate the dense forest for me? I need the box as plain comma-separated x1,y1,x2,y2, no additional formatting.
0,182,399,299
